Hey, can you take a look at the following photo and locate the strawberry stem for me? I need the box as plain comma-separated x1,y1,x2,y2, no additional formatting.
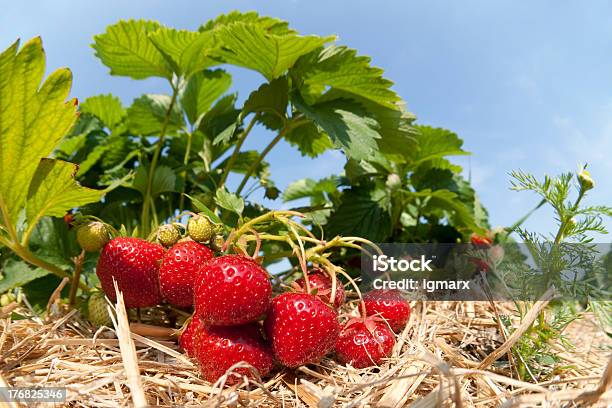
68,250,85,306
141,83,179,237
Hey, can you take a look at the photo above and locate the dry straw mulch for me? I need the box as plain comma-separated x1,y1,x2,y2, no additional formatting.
0,282,610,407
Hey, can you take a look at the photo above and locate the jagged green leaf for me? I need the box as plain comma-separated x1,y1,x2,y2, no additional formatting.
181,69,231,126
283,177,338,202
132,165,176,197
0,260,48,293
0,38,79,226
26,159,105,224
212,23,333,80
244,77,289,118
293,97,380,160
284,122,334,157
217,151,269,177
411,125,469,167
149,28,218,77
296,45,401,110
405,189,481,232
79,94,126,130
199,11,294,34
326,184,392,242
92,20,172,79
127,94,184,136
215,187,244,215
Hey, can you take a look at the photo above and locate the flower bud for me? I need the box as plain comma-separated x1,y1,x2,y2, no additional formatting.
578,169,594,191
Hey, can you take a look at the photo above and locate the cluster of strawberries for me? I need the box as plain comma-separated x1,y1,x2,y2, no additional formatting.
84,216,411,384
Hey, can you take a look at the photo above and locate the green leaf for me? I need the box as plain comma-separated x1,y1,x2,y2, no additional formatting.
92,20,172,80
217,151,269,177
411,125,469,167
79,94,126,130
244,77,288,120
212,122,237,145
283,177,338,203
132,165,176,197
212,23,333,81
127,94,184,136
296,45,401,110
318,89,417,163
199,11,294,35
76,144,109,177
184,194,222,224
180,69,232,126
293,97,380,160
0,38,78,226
284,122,334,157
26,159,105,223
215,187,244,216
405,189,481,232
149,28,218,77
199,94,240,145
326,184,392,242
0,259,48,293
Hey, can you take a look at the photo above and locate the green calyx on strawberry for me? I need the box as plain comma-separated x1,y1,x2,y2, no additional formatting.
159,240,214,307
196,323,274,384
264,292,340,368
187,214,218,243
96,237,165,308
335,316,395,368
363,289,411,332
292,268,345,309
88,291,112,327
194,255,272,325
157,224,181,247
76,221,111,252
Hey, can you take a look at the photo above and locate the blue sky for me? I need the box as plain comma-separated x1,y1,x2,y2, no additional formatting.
2,0,611,239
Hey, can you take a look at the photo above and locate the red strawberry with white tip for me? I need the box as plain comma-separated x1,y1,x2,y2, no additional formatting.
194,255,271,325
160,241,214,307
179,316,203,357
196,323,274,384
363,289,410,332
264,292,340,367
335,317,395,368
96,237,165,308
293,269,345,309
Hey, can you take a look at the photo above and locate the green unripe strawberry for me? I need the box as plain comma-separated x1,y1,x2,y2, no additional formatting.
88,291,112,327
157,224,181,247
187,215,214,243
77,221,110,252
1,293,16,307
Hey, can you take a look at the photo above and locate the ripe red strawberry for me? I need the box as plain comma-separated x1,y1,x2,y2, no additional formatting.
196,323,274,384
96,237,165,308
160,241,214,307
293,269,345,308
194,255,271,325
335,318,395,368
363,289,410,332
264,293,340,367
470,233,492,247
179,316,203,357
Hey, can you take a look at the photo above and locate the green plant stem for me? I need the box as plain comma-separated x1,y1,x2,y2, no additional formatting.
235,127,286,195
10,242,88,292
69,250,85,305
141,85,179,237
218,114,260,189
178,131,194,213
